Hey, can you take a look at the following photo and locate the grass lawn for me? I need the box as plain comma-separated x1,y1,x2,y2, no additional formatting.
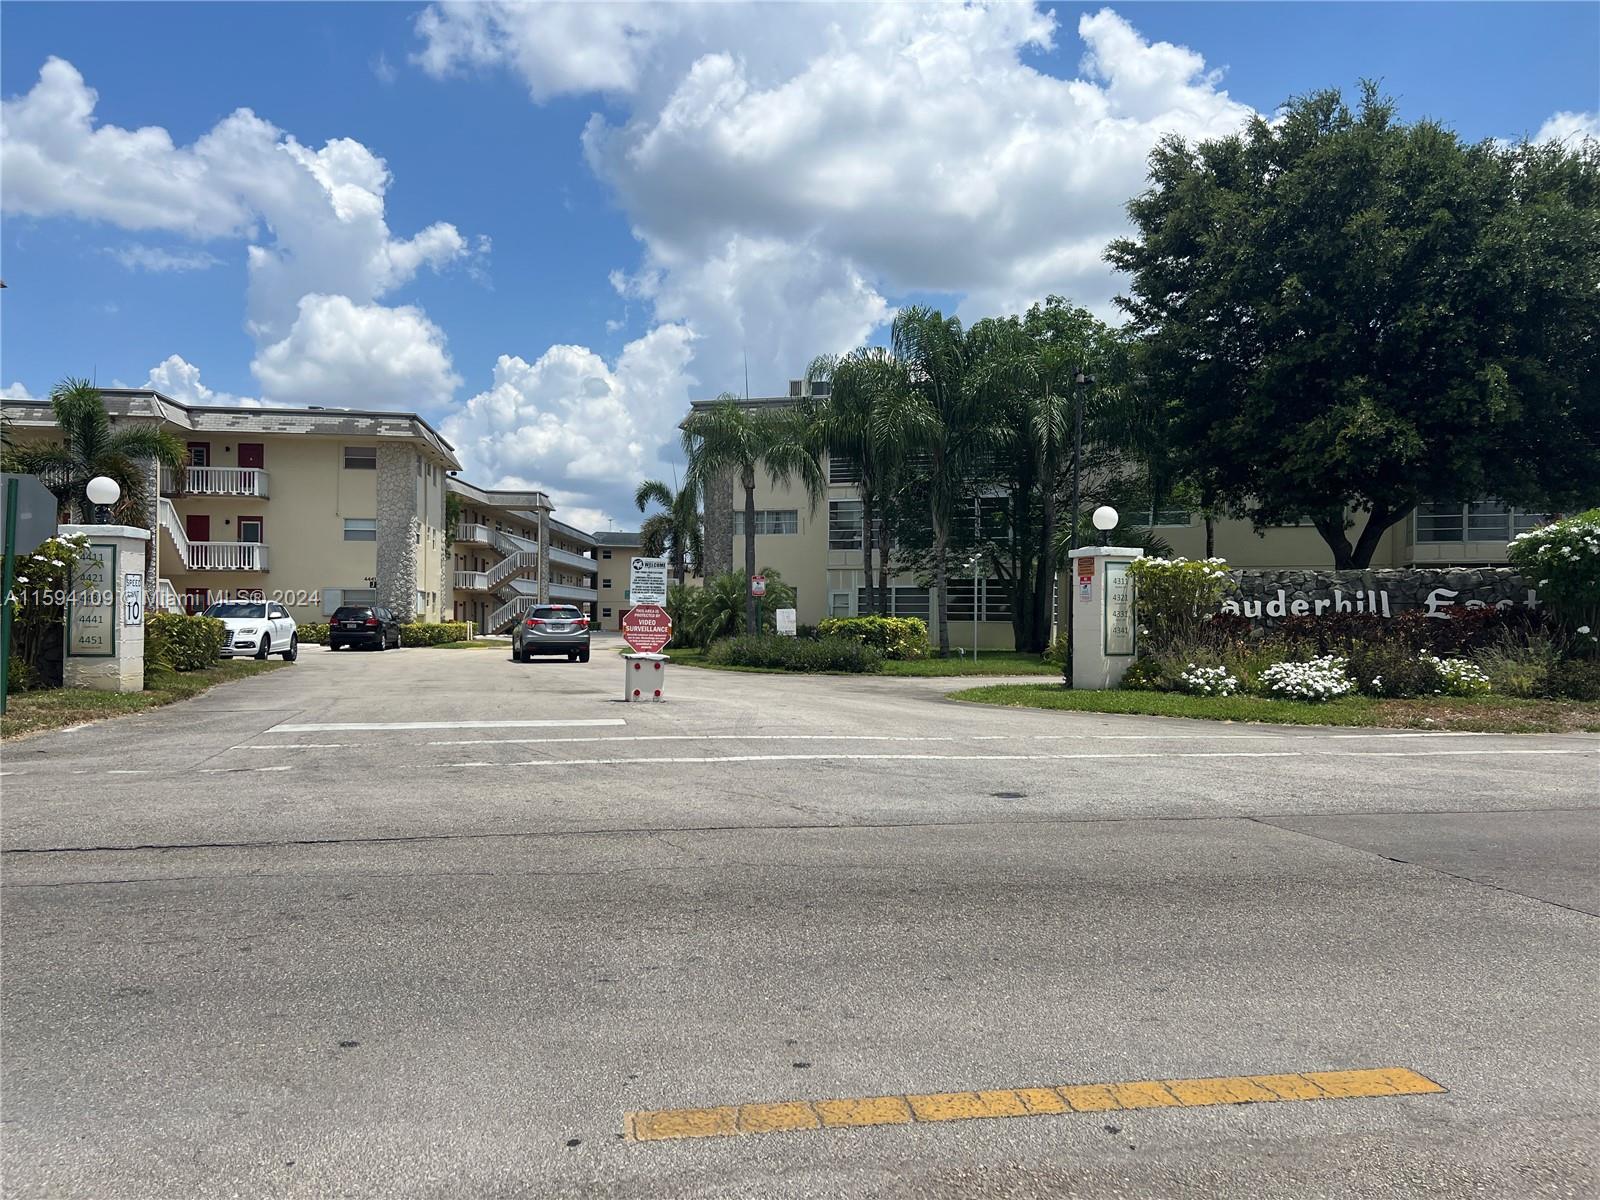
639,645,1056,677
948,683,1600,734
2,659,289,740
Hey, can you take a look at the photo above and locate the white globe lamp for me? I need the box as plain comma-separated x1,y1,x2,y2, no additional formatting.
1091,505,1118,544
86,476,121,524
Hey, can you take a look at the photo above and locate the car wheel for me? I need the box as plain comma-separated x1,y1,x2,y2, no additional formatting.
255,637,271,661
283,635,298,662
512,645,523,662
394,631,402,649
578,648,590,663
377,633,387,652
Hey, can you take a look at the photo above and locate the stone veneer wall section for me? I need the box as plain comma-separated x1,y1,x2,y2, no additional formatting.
537,509,550,605
376,443,419,620
1225,567,1538,621
701,468,735,577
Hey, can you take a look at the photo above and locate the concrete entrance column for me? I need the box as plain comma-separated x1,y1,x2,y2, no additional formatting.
1065,545,1143,690
60,523,150,693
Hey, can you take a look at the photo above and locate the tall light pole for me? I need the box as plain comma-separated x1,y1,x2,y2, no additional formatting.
1065,372,1095,687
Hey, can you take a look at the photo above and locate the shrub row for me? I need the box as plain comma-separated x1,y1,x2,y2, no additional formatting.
298,623,331,645
816,616,928,659
145,613,226,672
399,621,474,646
705,634,882,673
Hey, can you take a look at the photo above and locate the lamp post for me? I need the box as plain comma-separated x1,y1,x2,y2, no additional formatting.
86,476,120,525
1092,505,1119,546
965,552,981,659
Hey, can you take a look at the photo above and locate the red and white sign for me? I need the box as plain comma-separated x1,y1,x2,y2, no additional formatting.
750,574,767,597
621,603,673,653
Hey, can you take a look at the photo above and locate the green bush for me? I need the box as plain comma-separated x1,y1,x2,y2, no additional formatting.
817,616,928,659
1508,509,1600,652
1127,557,1234,651
1119,656,1167,691
398,621,474,646
1472,634,1564,698
145,612,226,672
706,634,882,673
1042,636,1069,667
1346,641,1445,698
298,623,330,645
1543,658,1600,701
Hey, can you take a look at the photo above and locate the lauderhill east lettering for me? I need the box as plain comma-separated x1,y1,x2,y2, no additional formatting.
1219,588,1541,620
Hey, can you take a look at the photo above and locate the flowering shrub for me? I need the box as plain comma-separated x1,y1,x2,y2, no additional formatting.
1420,652,1492,696
1127,557,1235,650
5,532,92,692
1257,655,1355,701
817,616,929,659
1176,663,1240,696
1508,510,1600,653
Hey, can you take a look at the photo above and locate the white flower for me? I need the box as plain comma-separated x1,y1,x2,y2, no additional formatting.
1579,626,1592,635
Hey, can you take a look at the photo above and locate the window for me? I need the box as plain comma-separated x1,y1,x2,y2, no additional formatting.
269,605,289,620
810,381,832,397
828,454,861,484
186,442,210,467
344,518,377,541
1135,504,1190,527
1417,501,1545,544
732,510,799,535
344,446,377,470
856,587,931,619
602,549,612,559
828,500,863,550
944,579,1009,622
602,607,612,618
829,592,852,617
602,579,613,589
238,517,264,543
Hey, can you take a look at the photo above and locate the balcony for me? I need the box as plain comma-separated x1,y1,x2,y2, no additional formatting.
162,466,270,498
189,541,270,571
454,571,490,591
457,522,493,544
549,582,598,602
549,545,597,573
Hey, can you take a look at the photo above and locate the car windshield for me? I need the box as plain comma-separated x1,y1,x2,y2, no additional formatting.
205,602,265,619
333,607,374,620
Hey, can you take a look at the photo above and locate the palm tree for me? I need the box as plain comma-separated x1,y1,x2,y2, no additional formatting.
634,477,702,586
891,306,981,656
806,348,926,617
682,395,824,635
0,378,185,523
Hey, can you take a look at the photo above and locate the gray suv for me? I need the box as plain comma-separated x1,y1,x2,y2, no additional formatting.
513,605,591,662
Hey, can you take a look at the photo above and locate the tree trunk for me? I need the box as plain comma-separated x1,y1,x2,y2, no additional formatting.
1312,503,1406,569
860,490,877,616
1028,485,1057,653
1204,514,1215,558
877,510,892,614
743,469,758,635
932,501,951,656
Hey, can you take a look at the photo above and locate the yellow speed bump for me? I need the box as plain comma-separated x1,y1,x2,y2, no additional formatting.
626,1066,1444,1143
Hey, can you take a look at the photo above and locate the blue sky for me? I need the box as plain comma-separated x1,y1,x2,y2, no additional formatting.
3,1,1596,527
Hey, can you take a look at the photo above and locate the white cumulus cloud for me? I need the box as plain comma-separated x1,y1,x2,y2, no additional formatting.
1,382,36,401
252,294,461,408
1534,110,1599,145
441,325,695,522
108,244,224,273
143,354,258,406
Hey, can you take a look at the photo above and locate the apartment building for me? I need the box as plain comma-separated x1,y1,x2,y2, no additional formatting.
592,530,643,630
691,383,1564,648
3,390,458,625
447,479,599,634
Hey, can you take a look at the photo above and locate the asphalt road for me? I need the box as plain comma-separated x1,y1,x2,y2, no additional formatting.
3,633,1597,1199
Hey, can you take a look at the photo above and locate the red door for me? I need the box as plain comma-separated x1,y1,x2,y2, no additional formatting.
185,514,210,542
238,443,264,468
184,588,208,614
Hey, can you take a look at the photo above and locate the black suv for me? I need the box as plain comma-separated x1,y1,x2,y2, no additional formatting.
328,605,404,651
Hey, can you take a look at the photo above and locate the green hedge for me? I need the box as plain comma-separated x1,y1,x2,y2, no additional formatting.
816,616,928,659
145,613,226,672
706,634,882,673
298,623,330,644
399,621,474,646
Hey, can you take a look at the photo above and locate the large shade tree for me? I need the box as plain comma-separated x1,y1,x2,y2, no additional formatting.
1,378,185,523
1108,84,1600,567
634,477,702,586
681,396,824,635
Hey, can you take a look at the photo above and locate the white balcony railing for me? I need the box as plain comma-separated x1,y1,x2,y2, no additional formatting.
549,582,598,602
549,545,596,573
454,571,490,591
189,541,269,571
162,466,270,498
457,522,493,544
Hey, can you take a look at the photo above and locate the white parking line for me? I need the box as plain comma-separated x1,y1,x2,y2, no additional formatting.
451,750,1304,768
430,732,1288,747
232,744,349,750
266,718,628,733
106,770,151,775
199,765,295,774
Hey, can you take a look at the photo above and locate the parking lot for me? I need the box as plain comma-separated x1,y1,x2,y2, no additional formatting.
3,634,1597,1198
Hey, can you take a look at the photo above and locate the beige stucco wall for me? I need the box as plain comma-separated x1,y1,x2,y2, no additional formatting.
596,542,641,629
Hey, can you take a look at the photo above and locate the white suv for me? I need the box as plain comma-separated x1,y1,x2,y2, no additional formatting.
203,600,299,661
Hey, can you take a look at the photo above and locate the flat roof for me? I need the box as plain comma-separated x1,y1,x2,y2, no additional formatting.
593,530,642,545
3,389,462,469
446,476,552,512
